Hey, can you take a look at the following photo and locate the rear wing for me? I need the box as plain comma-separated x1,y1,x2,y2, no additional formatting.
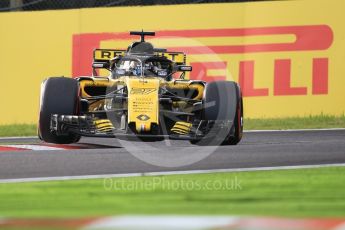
93,49,186,66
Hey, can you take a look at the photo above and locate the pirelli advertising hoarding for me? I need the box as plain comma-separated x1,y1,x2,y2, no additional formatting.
0,0,344,124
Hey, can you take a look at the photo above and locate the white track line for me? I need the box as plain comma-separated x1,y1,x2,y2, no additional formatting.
2,145,66,151
84,216,238,230
82,215,345,230
245,127,345,132
1,163,345,184
334,222,345,230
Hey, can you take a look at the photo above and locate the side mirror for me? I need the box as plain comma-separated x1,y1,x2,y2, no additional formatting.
177,65,192,72
92,62,110,69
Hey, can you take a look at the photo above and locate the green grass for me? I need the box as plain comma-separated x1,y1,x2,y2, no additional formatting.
245,114,345,130
0,124,37,137
1,115,345,137
0,166,345,218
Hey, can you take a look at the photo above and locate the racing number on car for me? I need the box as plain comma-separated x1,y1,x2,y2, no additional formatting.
130,88,157,95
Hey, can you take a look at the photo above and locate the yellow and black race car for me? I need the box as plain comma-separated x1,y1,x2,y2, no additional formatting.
38,31,243,145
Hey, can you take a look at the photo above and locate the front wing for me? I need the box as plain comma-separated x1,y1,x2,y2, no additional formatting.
50,114,234,141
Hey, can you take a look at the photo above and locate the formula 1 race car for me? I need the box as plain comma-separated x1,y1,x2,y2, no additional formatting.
38,31,243,145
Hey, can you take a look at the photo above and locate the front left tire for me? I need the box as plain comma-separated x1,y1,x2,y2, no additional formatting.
38,77,81,144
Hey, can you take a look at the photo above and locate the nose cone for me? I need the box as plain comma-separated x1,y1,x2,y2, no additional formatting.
126,77,160,133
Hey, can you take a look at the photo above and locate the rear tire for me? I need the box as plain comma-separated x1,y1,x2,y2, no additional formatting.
190,81,243,146
38,77,81,144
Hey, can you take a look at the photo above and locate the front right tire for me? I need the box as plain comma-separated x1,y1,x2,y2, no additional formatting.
191,81,243,146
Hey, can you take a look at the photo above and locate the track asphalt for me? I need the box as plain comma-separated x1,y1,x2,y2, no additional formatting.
0,129,344,180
